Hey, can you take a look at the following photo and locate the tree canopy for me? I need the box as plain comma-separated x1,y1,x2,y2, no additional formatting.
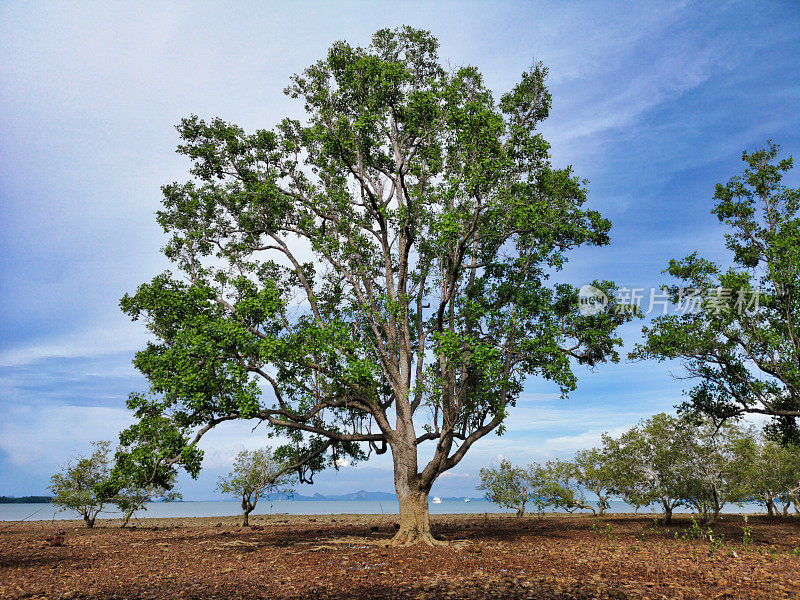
480,413,799,523
633,143,800,442
118,26,631,545
217,447,294,526
49,441,112,528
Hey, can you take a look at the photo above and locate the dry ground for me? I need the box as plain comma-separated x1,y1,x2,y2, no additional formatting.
1,513,799,599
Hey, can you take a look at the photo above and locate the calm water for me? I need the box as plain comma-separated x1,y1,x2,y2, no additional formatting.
0,499,768,522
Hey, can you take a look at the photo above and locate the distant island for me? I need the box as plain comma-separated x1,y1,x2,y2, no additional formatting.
0,496,53,504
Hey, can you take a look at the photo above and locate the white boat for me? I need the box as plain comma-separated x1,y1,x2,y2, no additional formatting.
431,497,442,504
464,498,471,503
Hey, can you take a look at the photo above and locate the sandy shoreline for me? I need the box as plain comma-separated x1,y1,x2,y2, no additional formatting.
3,513,798,599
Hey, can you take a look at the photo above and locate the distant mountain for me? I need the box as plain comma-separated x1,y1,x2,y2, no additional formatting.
264,490,483,502
272,490,398,501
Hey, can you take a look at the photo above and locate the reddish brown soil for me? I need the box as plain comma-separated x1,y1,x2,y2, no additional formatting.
1,513,799,599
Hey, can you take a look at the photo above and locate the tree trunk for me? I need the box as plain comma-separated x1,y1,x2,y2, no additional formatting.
662,501,673,525
391,485,442,546
84,514,95,528
597,499,607,516
388,417,447,546
121,497,146,528
241,497,254,527
515,507,524,518
766,498,775,517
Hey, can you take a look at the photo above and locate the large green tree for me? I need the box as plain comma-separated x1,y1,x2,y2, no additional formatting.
633,143,800,442
120,27,630,545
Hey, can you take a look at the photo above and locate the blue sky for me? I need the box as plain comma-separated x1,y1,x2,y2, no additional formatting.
1,1,799,500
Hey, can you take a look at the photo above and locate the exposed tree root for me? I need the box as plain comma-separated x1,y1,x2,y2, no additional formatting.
388,527,449,547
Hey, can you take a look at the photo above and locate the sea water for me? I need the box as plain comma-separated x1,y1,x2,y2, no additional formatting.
0,499,768,522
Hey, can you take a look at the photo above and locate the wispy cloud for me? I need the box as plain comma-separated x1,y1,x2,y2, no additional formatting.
1,1,798,499
0,404,133,470
0,324,147,367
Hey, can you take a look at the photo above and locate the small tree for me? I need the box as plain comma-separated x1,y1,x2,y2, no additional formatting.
113,476,181,528
534,459,586,513
772,443,800,516
478,459,537,516
49,441,112,528
571,447,617,515
217,448,294,526
606,414,696,524
91,400,193,527
681,420,754,524
744,436,800,517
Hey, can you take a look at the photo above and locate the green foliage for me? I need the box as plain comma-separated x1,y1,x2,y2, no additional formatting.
479,457,605,516
571,447,618,515
111,476,181,528
48,441,113,527
612,414,764,523
732,433,800,516
606,413,695,522
633,142,800,442
481,413,792,525
529,460,578,513
680,420,758,523
119,27,631,520
477,459,537,516
217,448,294,525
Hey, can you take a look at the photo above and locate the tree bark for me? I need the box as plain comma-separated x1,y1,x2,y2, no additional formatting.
766,498,775,517
662,502,673,525
121,497,147,528
389,441,445,546
241,497,254,527
391,485,442,546
84,514,95,528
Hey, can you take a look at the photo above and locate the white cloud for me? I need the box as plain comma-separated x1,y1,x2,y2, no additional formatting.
195,421,292,470
0,323,148,367
439,471,470,479
542,425,632,454
0,404,134,470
